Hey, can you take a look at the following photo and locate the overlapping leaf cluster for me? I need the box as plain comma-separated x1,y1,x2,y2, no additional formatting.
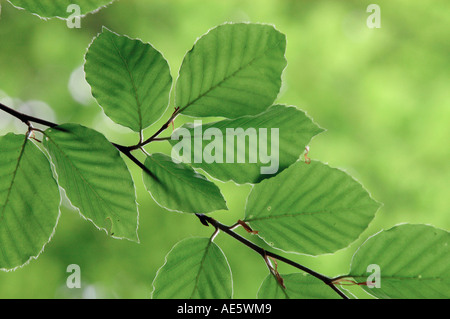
0,2,448,299
83,24,447,299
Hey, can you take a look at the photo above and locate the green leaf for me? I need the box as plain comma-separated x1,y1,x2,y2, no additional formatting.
8,0,115,18
143,153,227,214
0,134,60,270
245,160,380,255
85,27,172,132
169,104,323,184
176,23,287,118
258,273,341,299
152,237,232,299
43,123,139,242
347,224,450,299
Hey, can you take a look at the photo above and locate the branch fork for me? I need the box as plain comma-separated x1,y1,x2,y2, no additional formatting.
1,101,348,299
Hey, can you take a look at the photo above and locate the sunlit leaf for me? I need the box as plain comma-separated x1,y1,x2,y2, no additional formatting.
43,124,139,241
85,27,172,132
0,133,60,270
245,160,380,255
152,237,232,299
348,224,450,299
169,104,323,184
143,153,227,214
176,23,286,118
8,0,115,18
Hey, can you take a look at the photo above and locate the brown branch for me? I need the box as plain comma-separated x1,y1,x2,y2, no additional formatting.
1,101,348,299
195,213,349,299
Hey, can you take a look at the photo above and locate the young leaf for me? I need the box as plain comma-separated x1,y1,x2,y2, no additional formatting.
42,124,139,242
85,27,172,132
347,224,450,299
257,273,340,299
0,134,60,270
245,160,381,255
9,0,115,18
152,237,232,299
169,104,324,184
176,23,287,118
142,153,227,214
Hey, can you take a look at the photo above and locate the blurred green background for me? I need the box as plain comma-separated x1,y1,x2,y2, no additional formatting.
0,0,448,298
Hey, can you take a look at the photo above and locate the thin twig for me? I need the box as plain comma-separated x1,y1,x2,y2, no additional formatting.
127,106,180,151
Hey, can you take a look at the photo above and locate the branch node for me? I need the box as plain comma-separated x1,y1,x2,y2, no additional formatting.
304,146,311,164
264,253,285,289
195,213,210,227
235,220,259,234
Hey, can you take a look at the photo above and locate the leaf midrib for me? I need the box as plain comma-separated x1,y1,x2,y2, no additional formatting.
0,136,28,221
107,31,143,131
245,204,376,222
189,240,212,299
